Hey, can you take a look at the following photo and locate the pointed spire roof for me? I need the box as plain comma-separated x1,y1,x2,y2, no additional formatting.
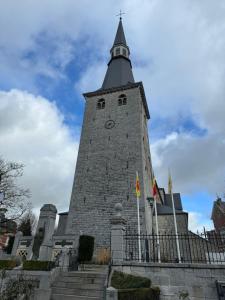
101,19,134,89
113,18,127,46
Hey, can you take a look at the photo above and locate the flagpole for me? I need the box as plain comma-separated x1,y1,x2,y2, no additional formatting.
153,195,161,263
136,171,141,262
171,190,181,263
169,171,181,263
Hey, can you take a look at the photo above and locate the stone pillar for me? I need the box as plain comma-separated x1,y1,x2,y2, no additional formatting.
110,203,127,263
106,287,118,300
58,248,70,271
11,231,23,256
37,204,57,261
26,238,34,260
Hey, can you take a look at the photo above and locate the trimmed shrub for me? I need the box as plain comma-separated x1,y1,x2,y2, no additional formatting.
23,260,54,271
0,260,17,270
118,288,160,300
4,236,15,254
78,235,95,263
111,271,151,289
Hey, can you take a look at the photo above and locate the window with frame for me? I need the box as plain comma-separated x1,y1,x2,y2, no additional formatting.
97,98,105,109
118,94,127,106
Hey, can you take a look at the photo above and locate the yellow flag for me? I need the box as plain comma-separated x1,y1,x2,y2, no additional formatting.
168,171,172,194
135,172,141,197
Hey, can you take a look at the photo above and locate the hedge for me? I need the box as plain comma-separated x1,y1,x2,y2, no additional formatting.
111,271,151,289
23,260,55,271
78,235,95,263
4,236,15,254
0,260,17,269
118,288,160,300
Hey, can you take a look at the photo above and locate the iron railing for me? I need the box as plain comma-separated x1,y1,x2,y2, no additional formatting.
124,231,225,264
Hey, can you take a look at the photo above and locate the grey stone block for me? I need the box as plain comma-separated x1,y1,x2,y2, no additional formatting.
190,286,204,298
33,288,51,300
106,287,118,300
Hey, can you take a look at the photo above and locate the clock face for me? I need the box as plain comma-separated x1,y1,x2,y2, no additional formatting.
105,120,115,129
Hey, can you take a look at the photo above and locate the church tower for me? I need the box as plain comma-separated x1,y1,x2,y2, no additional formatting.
66,19,154,248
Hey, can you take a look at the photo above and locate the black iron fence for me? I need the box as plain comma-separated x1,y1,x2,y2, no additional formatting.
124,231,225,264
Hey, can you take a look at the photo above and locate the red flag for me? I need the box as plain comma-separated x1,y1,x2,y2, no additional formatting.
152,177,157,197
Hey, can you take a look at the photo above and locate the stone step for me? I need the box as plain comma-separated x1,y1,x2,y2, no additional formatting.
51,269,106,300
62,271,106,277
79,264,108,272
55,275,105,284
52,281,104,290
52,286,104,297
51,294,101,300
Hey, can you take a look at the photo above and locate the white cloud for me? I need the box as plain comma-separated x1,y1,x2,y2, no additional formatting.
151,131,225,196
189,212,213,233
0,1,120,86
75,62,106,94
0,89,78,213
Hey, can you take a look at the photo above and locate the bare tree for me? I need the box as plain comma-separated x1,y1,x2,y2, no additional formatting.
0,157,31,223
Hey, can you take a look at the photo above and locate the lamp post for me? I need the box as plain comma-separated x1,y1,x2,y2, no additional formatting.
146,197,154,262
147,197,154,232
147,196,160,263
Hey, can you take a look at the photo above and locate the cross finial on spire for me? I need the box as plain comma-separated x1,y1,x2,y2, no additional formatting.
116,10,125,20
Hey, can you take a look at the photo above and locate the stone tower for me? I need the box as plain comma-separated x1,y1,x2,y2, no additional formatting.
66,19,154,248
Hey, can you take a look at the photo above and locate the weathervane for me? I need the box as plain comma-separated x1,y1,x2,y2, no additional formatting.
116,10,125,20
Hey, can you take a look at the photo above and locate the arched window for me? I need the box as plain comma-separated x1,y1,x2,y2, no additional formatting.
118,94,127,106
122,48,127,56
97,98,105,110
116,47,120,55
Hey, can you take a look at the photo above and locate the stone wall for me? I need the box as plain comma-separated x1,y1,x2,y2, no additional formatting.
112,262,225,300
56,213,68,235
0,268,61,300
154,213,188,234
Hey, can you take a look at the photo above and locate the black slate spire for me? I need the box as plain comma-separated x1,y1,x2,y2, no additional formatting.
113,18,127,46
101,19,134,89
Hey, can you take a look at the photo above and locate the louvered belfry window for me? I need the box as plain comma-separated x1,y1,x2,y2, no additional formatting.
118,94,127,106
97,98,105,109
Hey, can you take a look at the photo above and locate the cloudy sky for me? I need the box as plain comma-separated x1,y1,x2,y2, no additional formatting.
0,0,225,231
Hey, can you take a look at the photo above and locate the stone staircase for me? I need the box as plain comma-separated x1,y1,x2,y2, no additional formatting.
51,265,107,300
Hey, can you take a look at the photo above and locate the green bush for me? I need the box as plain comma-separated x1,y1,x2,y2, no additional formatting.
23,260,54,271
118,288,160,300
111,271,151,289
78,235,95,263
0,260,17,269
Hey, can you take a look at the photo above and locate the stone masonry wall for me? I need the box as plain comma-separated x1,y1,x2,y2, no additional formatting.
154,214,188,234
66,85,154,248
113,262,225,300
